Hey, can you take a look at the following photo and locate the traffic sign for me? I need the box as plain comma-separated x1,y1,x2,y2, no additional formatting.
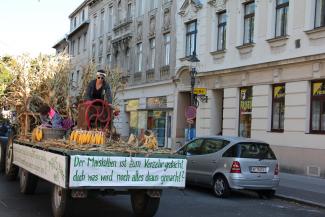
186,118,194,124
185,106,197,119
193,88,207,96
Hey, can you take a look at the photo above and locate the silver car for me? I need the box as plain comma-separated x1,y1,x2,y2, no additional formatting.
178,136,280,198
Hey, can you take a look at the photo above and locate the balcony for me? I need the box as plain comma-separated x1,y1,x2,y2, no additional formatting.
160,65,170,80
133,72,142,83
113,17,133,32
146,69,155,82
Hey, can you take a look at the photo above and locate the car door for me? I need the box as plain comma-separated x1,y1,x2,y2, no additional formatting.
194,139,230,185
183,138,204,183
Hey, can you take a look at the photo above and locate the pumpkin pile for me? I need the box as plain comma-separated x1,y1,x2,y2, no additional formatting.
70,130,106,145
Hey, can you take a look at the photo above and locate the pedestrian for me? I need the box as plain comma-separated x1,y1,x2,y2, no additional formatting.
39,104,63,128
85,69,112,104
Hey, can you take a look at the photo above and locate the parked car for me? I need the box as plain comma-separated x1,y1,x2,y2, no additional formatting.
177,136,280,198
0,121,14,172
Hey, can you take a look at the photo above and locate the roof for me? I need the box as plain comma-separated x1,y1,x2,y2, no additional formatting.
67,20,90,39
69,0,89,18
195,136,266,144
52,37,68,49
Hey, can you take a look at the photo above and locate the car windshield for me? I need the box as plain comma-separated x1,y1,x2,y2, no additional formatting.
237,142,276,160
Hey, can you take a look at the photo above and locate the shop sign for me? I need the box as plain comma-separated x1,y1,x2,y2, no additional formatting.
126,99,139,112
274,85,285,99
312,81,325,96
240,87,252,114
147,96,167,109
193,88,207,96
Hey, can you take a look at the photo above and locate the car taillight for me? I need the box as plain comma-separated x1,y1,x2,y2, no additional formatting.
230,161,241,173
274,163,279,175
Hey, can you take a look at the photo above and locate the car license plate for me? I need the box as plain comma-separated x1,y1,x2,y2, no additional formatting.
250,166,268,173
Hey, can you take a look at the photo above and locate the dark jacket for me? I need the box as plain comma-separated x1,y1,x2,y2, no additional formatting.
85,79,112,103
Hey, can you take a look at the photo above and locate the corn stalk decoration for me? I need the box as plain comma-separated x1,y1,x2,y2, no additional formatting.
0,53,71,135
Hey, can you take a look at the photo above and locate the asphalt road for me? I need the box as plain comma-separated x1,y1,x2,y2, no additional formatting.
0,175,324,217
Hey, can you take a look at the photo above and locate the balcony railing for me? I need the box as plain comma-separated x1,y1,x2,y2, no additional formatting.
146,69,155,82
160,65,170,80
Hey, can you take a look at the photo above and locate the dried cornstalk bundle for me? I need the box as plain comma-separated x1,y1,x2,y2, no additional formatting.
0,53,71,135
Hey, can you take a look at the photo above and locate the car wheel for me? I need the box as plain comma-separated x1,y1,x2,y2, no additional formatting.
5,136,18,181
258,190,275,199
213,176,230,198
0,141,6,173
20,168,39,194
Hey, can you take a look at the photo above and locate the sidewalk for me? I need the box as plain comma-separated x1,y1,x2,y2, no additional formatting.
276,172,325,208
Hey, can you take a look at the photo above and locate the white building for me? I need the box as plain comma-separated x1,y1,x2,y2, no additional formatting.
175,0,325,177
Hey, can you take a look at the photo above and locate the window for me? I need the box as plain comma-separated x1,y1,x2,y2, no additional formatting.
275,0,289,37
82,9,85,22
76,70,80,88
137,0,143,16
201,139,230,155
150,0,158,10
93,15,97,39
74,17,77,28
164,34,170,66
315,0,325,28
310,80,325,133
217,11,227,50
127,3,132,18
100,10,105,36
83,33,87,51
77,37,80,54
125,47,130,71
149,38,155,69
239,87,252,138
71,40,75,56
236,143,276,160
185,20,197,57
243,2,255,44
98,39,103,59
136,43,143,72
272,84,285,132
184,139,204,155
70,72,74,88
117,0,122,23
92,43,96,62
106,53,112,67
108,6,113,32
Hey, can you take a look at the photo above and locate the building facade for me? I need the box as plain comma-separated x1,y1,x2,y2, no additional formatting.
55,0,178,148
175,0,325,177
67,1,91,98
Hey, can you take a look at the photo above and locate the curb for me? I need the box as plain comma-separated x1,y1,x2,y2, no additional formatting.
275,194,325,209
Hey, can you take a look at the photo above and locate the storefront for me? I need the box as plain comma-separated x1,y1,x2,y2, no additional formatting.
239,87,252,138
145,96,172,147
125,99,140,135
125,97,172,147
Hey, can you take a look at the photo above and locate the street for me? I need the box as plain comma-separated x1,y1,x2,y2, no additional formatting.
0,175,324,217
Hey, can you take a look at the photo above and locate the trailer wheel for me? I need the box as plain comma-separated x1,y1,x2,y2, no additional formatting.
0,141,5,173
19,168,38,194
5,136,18,181
51,185,70,217
131,190,160,217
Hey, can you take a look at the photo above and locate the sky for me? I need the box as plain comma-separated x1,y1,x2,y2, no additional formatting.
0,0,84,56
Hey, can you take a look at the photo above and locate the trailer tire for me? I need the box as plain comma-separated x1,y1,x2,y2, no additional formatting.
20,168,38,194
0,141,6,173
51,185,70,217
131,190,160,217
5,136,18,181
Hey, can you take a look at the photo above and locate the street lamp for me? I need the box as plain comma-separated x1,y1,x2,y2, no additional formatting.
187,51,200,107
